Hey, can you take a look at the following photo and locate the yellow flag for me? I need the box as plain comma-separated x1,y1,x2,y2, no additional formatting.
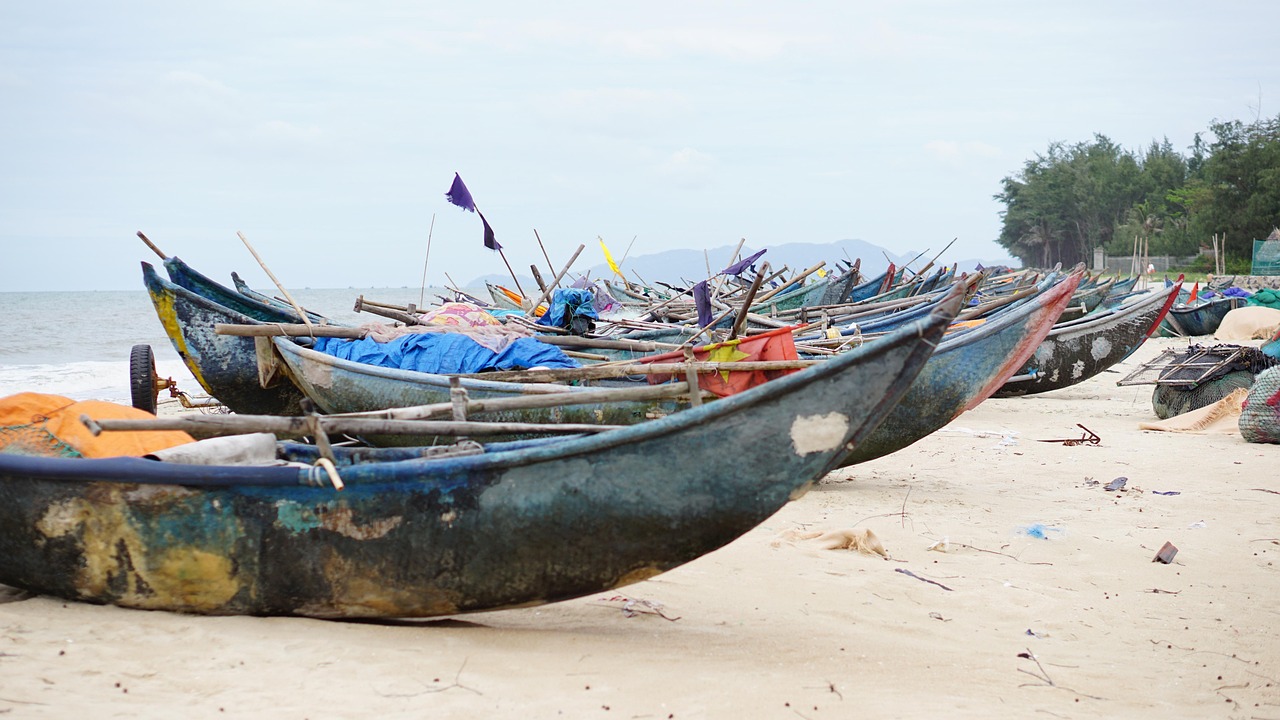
599,237,622,276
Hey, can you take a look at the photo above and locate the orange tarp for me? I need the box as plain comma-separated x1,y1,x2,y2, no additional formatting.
0,392,194,458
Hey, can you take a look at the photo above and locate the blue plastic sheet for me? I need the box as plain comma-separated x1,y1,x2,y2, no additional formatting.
313,333,580,374
536,288,599,329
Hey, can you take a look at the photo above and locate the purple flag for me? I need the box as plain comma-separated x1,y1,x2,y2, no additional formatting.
446,173,501,250
478,210,501,251
445,173,476,212
693,280,712,327
721,249,766,277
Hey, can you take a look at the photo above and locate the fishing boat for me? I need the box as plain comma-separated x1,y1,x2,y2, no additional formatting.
143,262,309,415
1160,296,1246,337
268,337,691,445
993,279,1181,397
839,268,1083,465
0,295,956,618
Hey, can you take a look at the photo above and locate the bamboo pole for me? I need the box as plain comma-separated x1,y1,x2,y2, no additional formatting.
418,213,436,308
237,231,314,333
525,244,585,317
729,262,768,340
473,358,821,384
85,414,623,439
137,231,167,260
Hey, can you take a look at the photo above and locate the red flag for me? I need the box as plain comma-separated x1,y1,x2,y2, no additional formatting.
639,325,803,397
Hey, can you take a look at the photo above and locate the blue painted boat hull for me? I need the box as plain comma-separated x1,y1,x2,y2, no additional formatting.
0,296,958,618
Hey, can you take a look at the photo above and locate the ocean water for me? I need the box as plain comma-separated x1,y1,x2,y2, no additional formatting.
0,284,452,406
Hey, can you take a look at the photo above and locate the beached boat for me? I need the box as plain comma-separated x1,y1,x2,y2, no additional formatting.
143,262,309,415
839,268,1083,465
993,280,1181,397
0,296,956,618
1160,296,1246,337
269,337,688,445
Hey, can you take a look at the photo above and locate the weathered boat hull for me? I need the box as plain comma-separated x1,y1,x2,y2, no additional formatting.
272,338,683,444
993,281,1180,397
143,262,308,415
1160,296,1245,337
0,296,958,618
839,270,1082,465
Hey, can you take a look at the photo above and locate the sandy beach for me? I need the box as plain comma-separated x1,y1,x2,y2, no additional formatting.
1,334,1277,719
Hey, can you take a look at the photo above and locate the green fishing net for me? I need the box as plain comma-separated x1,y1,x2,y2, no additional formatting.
0,422,82,457
1152,370,1256,420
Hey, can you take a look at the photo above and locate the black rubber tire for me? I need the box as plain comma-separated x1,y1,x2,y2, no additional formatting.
129,344,159,415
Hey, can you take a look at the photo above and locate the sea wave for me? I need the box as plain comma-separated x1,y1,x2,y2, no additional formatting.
0,358,199,405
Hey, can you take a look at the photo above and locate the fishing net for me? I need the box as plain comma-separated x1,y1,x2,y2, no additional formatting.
1240,366,1280,444
0,421,82,457
1148,344,1280,419
0,393,194,458
1152,371,1256,420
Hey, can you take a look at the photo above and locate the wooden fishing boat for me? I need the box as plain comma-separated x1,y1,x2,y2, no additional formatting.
993,280,1181,397
1160,296,1246,337
0,296,956,618
143,262,309,415
840,268,1083,465
268,338,688,445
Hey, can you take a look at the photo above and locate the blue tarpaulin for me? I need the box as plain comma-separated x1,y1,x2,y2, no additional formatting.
313,333,580,374
536,288,599,329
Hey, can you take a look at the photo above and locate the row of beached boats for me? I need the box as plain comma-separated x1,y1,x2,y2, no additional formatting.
0,241,1182,618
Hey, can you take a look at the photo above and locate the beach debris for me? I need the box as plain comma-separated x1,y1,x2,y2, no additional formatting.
1188,520,1207,529
894,568,953,591
1017,648,1106,700
593,594,681,621
1152,490,1181,496
1018,523,1063,540
928,612,950,622
1025,628,1048,638
926,537,950,553
1152,541,1179,564
774,527,888,557
1103,476,1128,492
1037,423,1100,446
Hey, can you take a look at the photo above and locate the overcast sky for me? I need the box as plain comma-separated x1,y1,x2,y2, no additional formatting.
3,1,1277,292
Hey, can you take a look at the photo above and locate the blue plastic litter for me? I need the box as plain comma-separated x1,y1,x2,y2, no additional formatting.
1018,523,1063,540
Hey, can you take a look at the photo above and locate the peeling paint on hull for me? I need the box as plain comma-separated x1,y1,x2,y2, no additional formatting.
0,296,960,618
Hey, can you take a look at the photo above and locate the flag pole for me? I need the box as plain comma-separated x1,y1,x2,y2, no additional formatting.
418,213,436,309
471,199,526,300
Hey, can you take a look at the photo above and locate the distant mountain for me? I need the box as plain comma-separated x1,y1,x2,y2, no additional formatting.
466,238,1015,290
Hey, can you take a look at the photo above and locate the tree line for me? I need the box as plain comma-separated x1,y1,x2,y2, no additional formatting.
994,113,1280,272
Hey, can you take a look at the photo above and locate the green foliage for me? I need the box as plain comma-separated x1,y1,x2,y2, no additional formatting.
995,115,1280,268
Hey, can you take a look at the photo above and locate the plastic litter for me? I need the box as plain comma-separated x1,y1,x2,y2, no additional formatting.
1104,476,1128,491
1018,523,1063,540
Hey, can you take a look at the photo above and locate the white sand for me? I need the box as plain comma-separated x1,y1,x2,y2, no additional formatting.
1,335,1278,718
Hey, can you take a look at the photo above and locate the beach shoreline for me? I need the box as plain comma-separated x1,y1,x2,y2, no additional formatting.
0,334,1277,718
